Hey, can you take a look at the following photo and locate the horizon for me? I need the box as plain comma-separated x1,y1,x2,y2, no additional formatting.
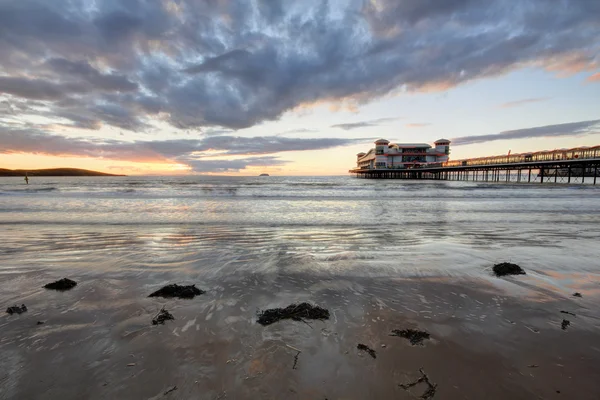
1,1,599,176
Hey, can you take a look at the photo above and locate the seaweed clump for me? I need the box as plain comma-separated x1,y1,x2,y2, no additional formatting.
44,278,77,291
6,304,27,315
148,284,205,299
391,329,431,346
357,343,377,359
493,262,526,277
257,302,329,326
152,307,174,325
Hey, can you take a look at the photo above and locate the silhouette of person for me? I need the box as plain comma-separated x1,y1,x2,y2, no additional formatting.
24,174,29,185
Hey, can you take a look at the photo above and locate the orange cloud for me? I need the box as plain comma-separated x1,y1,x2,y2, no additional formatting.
542,52,599,77
587,72,600,82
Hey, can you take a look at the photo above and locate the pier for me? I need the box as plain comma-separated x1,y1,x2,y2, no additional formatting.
350,151,600,185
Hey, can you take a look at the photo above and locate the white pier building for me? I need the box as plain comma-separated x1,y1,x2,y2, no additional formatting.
356,139,451,170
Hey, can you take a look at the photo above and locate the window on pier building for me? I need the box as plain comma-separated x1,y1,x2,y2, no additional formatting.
402,148,428,154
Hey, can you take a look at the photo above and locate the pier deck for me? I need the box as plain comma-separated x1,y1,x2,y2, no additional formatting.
350,158,600,185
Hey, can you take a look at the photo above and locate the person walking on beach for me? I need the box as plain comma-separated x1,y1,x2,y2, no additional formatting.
24,173,29,185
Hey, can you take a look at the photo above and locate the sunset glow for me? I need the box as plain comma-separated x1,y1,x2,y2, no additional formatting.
1,1,599,175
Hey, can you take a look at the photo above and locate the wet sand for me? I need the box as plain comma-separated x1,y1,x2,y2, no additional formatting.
2,269,600,400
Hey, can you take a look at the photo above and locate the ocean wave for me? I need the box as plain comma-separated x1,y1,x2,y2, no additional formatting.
0,187,58,194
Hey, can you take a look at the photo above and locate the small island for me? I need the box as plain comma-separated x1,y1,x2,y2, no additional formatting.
0,168,125,177
259,173,270,177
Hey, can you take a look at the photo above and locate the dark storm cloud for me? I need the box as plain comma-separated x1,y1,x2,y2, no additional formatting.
452,120,600,146
0,1,81,39
0,77,87,100
0,0,598,136
363,0,476,27
46,58,138,92
331,118,398,130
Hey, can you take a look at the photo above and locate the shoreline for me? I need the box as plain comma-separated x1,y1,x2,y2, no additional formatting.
2,269,599,399
0,168,124,177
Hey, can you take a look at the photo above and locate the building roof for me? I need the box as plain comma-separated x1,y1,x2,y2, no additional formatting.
374,138,390,144
434,138,451,143
358,153,376,162
393,143,432,148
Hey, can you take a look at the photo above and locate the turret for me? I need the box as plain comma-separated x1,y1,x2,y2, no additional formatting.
375,139,390,155
434,139,451,156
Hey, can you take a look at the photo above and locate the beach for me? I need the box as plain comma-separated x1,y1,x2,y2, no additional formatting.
1,176,600,399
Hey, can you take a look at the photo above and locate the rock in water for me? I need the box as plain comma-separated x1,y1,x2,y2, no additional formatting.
148,284,205,299
6,304,27,315
44,278,77,291
390,329,431,345
257,302,330,326
493,262,526,277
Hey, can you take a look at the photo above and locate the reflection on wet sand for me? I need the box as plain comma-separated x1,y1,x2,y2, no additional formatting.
1,267,600,399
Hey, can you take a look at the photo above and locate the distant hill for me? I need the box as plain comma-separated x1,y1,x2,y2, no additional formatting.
0,168,125,177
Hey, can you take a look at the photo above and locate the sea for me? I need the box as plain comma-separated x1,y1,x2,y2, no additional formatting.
2,175,600,399
1,175,599,282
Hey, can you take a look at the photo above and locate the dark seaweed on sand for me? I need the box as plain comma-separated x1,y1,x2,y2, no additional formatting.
357,343,377,359
493,262,526,277
6,304,27,315
390,329,431,345
148,284,205,299
152,307,174,325
256,302,329,326
44,278,77,291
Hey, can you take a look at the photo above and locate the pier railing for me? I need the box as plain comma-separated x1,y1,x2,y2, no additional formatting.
350,158,600,185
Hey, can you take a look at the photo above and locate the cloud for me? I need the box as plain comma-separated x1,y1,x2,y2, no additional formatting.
405,123,431,128
0,0,596,133
178,135,367,156
452,119,600,146
0,127,363,164
499,97,549,108
0,76,87,100
587,72,600,82
276,128,318,135
46,58,138,92
331,118,398,130
182,156,287,173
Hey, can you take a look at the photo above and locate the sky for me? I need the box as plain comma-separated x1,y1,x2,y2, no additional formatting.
0,0,599,175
